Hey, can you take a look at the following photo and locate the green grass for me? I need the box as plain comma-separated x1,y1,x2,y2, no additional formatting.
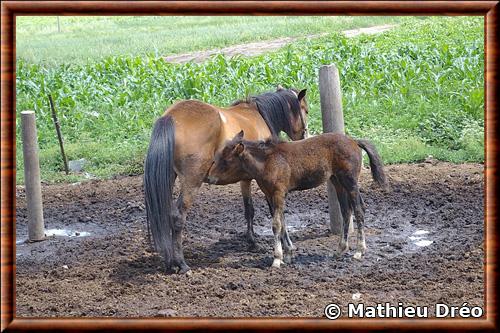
16,16,402,67
15,16,484,184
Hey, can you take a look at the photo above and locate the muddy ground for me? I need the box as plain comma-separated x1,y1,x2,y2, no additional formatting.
15,162,484,318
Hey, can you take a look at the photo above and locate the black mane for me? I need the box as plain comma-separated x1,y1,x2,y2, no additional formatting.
231,90,301,138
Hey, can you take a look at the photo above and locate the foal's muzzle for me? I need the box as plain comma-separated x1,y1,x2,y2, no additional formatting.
206,175,218,185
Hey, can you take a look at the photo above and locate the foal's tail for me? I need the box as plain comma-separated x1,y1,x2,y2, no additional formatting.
144,115,175,269
356,139,388,188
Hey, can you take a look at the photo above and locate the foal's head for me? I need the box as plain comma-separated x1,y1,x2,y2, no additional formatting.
207,131,275,185
207,131,247,185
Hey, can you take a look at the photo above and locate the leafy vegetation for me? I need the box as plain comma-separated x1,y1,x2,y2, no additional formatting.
15,17,484,183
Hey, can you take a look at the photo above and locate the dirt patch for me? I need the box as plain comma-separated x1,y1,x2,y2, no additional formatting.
163,24,395,64
16,162,484,317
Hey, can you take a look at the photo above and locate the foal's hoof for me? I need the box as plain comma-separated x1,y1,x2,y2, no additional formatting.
177,264,192,275
332,248,348,259
353,252,364,260
271,259,284,268
283,253,293,264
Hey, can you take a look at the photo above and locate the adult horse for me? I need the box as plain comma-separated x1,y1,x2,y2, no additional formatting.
144,87,308,273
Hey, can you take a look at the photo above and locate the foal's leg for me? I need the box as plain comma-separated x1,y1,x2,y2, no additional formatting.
281,218,294,264
267,195,294,252
339,173,366,260
330,176,351,257
240,180,256,246
350,186,366,260
270,193,286,268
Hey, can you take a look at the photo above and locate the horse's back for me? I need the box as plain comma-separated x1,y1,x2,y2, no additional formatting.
218,104,271,143
164,100,222,162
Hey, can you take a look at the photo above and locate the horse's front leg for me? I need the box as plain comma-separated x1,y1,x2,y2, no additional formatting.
240,180,256,246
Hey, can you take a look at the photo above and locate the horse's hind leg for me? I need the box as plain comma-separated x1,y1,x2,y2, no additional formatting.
240,180,257,246
172,173,205,274
330,176,351,257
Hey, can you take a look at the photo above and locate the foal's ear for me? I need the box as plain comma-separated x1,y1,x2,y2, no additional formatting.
234,130,244,141
234,142,245,155
298,89,307,101
276,84,284,91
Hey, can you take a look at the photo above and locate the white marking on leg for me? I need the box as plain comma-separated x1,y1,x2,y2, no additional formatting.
274,239,283,262
353,252,362,260
272,258,282,268
348,215,354,234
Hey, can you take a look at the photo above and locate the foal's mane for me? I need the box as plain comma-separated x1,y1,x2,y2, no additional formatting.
231,90,301,138
240,137,282,161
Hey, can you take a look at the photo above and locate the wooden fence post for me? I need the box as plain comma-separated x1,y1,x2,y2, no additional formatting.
21,111,45,241
319,64,353,235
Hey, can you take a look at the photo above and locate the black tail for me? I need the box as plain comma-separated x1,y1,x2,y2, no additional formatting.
144,115,175,269
356,139,388,188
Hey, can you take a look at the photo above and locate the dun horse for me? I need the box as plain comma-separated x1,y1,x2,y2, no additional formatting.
144,87,308,273
207,131,387,268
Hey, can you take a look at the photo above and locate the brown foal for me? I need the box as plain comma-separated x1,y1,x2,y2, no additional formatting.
207,131,387,268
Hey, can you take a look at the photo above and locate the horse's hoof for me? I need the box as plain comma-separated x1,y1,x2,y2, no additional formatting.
271,259,283,268
246,233,257,245
248,242,261,252
283,253,292,264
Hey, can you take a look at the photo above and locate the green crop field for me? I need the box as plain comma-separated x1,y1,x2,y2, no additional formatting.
16,16,402,67
15,16,484,184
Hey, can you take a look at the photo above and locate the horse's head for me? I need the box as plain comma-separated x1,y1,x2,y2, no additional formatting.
207,131,247,185
276,85,308,140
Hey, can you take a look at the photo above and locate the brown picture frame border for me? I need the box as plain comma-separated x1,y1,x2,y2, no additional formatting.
1,1,498,332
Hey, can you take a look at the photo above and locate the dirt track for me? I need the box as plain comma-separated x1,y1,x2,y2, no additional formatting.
163,24,395,63
16,162,484,317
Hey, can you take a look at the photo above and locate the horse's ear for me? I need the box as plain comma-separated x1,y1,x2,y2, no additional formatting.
234,142,245,155
298,89,307,101
234,130,244,141
276,84,284,91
